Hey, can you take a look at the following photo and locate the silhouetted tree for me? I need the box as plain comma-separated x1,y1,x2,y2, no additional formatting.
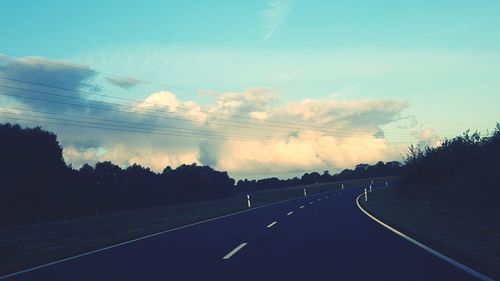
0,123,69,225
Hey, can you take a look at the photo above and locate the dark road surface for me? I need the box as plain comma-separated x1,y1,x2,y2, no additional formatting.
2,185,481,280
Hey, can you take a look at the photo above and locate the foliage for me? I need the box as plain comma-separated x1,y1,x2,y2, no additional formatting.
0,123,235,227
401,124,500,210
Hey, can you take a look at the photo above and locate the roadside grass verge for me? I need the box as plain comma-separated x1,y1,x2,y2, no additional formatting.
360,187,500,279
0,177,392,276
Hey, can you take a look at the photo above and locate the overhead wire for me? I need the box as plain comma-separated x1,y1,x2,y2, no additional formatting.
0,52,465,144
0,75,410,130
0,84,426,140
0,107,296,142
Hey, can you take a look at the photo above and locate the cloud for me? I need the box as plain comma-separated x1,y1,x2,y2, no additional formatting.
217,132,398,179
250,111,269,121
206,97,408,178
283,99,408,129
0,56,97,94
137,91,207,122
261,0,292,39
413,127,442,147
61,88,409,178
138,91,182,110
214,88,275,115
0,55,99,112
198,141,220,167
106,76,143,89
0,55,416,179
63,144,199,172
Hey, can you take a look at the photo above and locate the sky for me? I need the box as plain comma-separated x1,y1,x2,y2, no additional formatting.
0,0,499,179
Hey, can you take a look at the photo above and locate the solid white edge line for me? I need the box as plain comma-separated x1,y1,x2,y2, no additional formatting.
0,185,362,280
286,211,293,216
355,194,494,281
222,243,248,260
267,221,278,228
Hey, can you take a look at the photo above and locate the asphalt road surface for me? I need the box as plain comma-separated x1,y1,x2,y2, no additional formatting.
2,185,479,280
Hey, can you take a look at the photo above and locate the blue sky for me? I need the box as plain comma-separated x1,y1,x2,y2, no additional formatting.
3,1,500,52
0,0,499,178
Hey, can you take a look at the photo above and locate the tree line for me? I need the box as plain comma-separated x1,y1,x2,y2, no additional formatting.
235,161,401,192
0,124,236,227
0,123,401,228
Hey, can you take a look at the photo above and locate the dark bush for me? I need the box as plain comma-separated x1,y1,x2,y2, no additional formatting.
400,124,500,211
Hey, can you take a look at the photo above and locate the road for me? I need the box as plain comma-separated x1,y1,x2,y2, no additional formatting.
2,185,478,280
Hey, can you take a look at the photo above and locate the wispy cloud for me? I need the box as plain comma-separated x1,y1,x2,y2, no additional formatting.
261,0,292,40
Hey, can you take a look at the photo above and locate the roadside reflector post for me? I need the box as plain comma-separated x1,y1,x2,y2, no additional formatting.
247,194,251,208
371,180,374,185
364,188,368,202
341,183,344,191
303,188,307,197
385,181,388,187
369,185,372,192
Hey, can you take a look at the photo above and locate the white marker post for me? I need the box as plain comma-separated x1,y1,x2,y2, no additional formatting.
247,194,251,208
385,181,388,188
304,188,307,197
364,188,368,202
341,183,344,191
369,185,372,192
371,180,374,185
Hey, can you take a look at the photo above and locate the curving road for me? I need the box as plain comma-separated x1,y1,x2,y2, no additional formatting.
1,185,479,280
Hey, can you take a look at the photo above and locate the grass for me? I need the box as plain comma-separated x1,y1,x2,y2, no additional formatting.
360,186,500,279
0,177,393,276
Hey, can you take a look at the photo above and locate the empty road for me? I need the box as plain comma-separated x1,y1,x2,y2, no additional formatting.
2,185,479,280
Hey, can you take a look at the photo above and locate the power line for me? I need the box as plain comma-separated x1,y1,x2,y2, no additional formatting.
0,105,284,141
0,107,296,142
0,89,462,144
0,93,428,143
0,115,225,141
0,85,424,139
0,75,410,133
1,105,440,145
0,53,468,141
0,114,291,143
0,114,434,147
3,112,434,144
0,75,412,134
0,52,488,138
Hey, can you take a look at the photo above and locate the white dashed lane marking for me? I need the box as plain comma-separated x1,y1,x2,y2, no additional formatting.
223,243,248,260
267,221,278,228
